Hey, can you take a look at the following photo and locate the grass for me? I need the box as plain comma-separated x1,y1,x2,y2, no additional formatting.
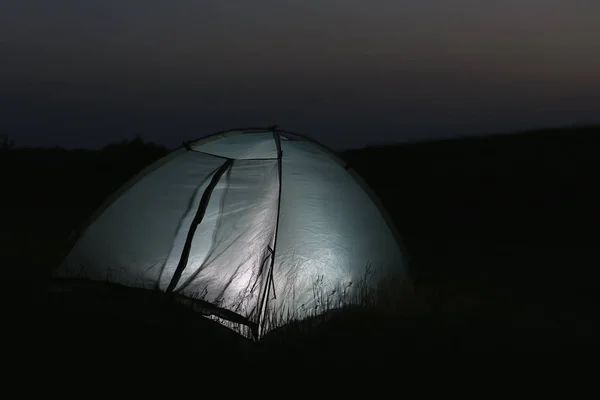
0,240,596,376
2,213,597,364
15,254,591,371
54,261,412,339
258,263,413,336
4,128,600,364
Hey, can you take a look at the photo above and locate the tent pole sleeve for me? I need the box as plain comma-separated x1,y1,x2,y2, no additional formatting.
166,158,234,293
257,132,283,336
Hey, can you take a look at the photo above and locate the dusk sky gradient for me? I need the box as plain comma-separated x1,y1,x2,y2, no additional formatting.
2,0,599,149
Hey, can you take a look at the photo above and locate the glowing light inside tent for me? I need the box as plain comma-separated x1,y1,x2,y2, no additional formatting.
55,129,409,335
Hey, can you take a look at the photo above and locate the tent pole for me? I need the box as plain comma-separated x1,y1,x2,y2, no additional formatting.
257,130,283,338
166,158,234,294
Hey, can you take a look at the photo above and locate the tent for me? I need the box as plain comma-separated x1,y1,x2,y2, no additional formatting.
53,127,411,337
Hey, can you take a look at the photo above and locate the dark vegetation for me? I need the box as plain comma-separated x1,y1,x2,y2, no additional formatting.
1,126,599,365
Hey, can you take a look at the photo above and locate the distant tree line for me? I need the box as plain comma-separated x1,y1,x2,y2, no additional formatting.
1,135,15,150
100,136,168,157
1,135,168,218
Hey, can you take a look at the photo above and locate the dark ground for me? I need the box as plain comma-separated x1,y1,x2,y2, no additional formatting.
1,126,599,364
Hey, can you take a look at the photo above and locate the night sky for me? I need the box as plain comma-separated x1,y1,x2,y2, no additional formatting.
2,1,599,149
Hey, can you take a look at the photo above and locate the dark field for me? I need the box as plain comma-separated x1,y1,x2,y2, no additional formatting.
2,126,599,365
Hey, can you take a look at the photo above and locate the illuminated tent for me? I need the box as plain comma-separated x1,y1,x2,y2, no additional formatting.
54,128,410,336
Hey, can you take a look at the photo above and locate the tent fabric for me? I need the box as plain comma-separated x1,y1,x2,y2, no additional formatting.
191,132,278,160
270,140,407,320
54,129,410,335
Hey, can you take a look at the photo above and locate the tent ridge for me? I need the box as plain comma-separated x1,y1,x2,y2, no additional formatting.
257,132,284,336
166,158,234,293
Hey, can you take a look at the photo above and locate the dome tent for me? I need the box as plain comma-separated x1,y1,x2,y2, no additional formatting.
53,127,411,337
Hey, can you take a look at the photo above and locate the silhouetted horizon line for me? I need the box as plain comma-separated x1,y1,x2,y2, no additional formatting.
3,122,599,152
